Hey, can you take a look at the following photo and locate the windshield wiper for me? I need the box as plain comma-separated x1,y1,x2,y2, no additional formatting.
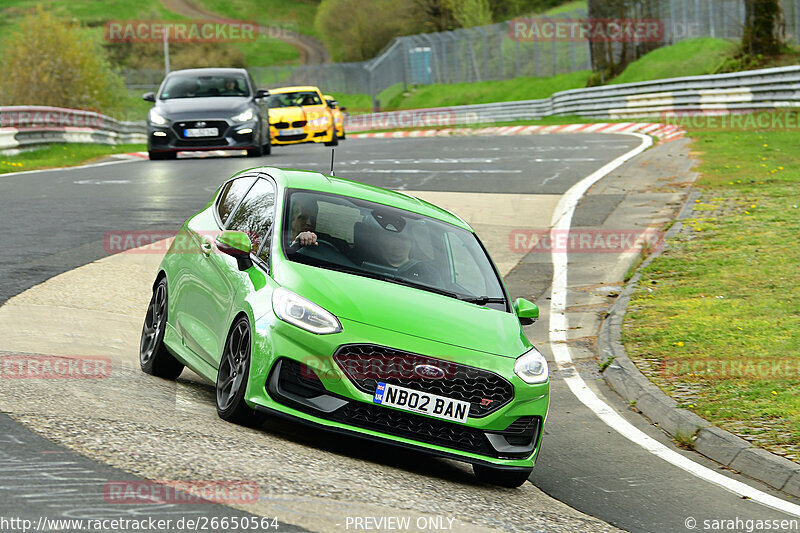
458,296,506,306
383,276,462,299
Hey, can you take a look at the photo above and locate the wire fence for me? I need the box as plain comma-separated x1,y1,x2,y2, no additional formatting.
122,0,800,108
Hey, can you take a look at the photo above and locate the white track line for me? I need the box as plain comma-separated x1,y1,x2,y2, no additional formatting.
0,157,140,178
549,132,800,517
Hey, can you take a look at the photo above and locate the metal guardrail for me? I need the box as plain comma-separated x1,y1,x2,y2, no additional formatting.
345,65,800,132
0,106,146,153
4,65,799,152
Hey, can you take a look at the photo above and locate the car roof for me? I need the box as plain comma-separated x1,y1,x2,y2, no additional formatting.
269,86,321,94
166,68,249,77
251,167,471,231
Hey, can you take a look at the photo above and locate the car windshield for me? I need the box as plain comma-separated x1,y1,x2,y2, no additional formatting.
282,189,507,309
160,74,250,100
267,91,322,108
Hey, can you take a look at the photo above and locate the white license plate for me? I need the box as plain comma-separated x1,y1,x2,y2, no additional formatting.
279,128,304,136
184,127,218,137
373,382,470,424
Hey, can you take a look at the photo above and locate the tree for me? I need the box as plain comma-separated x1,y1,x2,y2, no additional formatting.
742,0,783,56
0,7,126,115
586,0,662,84
315,0,418,62
444,0,493,28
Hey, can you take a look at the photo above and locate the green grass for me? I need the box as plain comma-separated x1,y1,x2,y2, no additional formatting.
0,0,180,30
0,0,300,68
622,111,800,461
541,0,586,15
611,38,738,84
0,144,146,173
328,92,373,113
233,36,300,66
194,0,320,37
381,71,590,110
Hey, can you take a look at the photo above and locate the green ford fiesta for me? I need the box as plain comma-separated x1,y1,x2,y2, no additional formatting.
139,167,549,487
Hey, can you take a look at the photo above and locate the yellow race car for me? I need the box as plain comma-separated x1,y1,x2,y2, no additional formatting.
267,86,338,146
324,94,346,140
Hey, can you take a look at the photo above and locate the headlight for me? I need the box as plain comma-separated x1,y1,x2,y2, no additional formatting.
148,109,168,125
272,287,341,335
232,109,255,122
514,347,549,384
309,116,330,128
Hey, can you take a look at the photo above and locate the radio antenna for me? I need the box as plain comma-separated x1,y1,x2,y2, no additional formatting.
329,149,335,176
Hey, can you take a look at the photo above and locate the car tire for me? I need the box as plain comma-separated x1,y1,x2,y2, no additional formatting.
340,129,346,140
324,129,338,147
216,316,266,427
262,134,271,156
247,144,263,157
472,464,532,488
140,277,184,379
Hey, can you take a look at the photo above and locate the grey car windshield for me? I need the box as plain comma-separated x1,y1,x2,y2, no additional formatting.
267,91,322,108
282,190,507,309
160,74,250,99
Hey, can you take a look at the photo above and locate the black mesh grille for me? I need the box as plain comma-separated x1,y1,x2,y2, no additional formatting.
329,401,495,456
491,416,540,447
174,138,230,147
272,121,290,129
333,344,513,417
276,133,307,141
270,357,538,459
280,358,328,397
291,120,307,127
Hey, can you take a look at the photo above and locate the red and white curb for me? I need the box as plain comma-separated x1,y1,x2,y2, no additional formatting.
115,150,246,160
115,123,685,160
349,122,684,142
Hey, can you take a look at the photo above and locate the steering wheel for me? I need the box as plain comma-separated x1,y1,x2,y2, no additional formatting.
295,237,341,258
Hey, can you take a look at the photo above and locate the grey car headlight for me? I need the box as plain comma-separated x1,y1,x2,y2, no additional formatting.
232,109,255,122
514,347,549,384
272,287,341,335
148,109,168,125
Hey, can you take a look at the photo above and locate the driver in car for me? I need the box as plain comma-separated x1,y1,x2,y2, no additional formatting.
290,197,319,247
289,198,353,258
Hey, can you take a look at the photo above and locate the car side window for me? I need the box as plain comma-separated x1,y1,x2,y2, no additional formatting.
217,176,256,226
226,178,276,258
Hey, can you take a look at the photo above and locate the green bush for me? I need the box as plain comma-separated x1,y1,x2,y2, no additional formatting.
0,7,127,115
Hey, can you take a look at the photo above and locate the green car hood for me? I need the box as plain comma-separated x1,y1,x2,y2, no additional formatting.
273,261,528,358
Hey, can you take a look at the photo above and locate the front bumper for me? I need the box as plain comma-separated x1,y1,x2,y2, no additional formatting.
246,316,549,468
148,119,260,153
269,123,333,145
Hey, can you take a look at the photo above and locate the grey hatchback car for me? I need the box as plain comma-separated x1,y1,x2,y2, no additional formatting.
143,68,271,160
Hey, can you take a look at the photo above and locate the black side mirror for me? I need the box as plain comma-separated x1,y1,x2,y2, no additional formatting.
340,106,348,112
142,92,156,102
255,89,270,99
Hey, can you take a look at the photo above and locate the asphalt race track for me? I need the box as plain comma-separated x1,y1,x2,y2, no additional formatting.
1,134,798,532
